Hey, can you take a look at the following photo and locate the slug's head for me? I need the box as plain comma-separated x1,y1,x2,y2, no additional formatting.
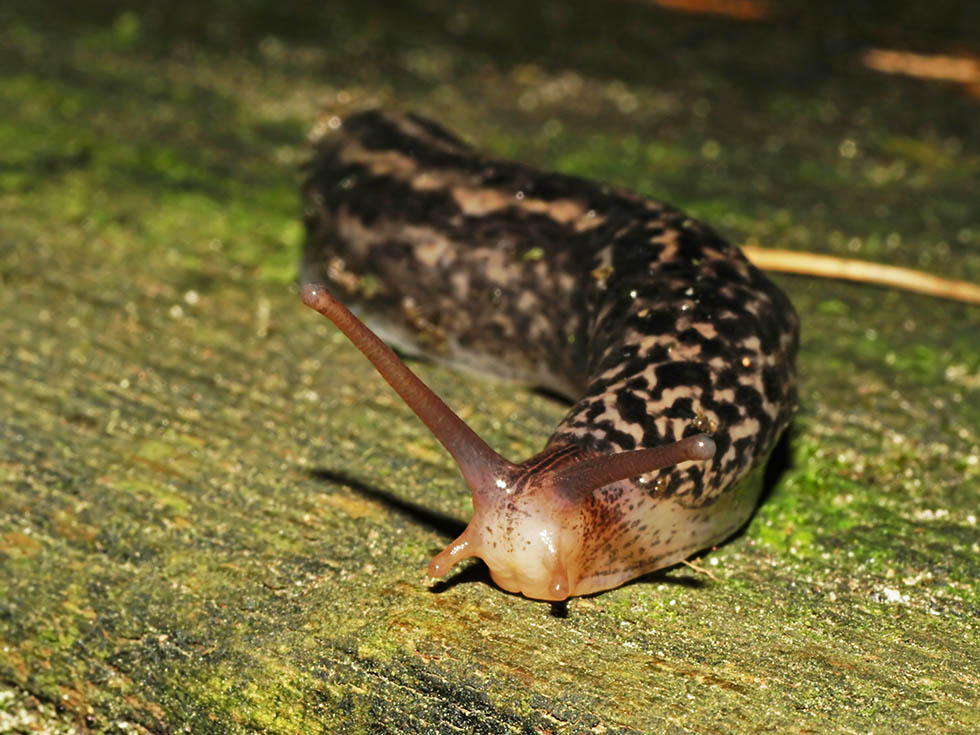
425,435,715,600
301,284,715,601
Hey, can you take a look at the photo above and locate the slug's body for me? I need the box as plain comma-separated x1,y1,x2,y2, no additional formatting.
301,110,799,601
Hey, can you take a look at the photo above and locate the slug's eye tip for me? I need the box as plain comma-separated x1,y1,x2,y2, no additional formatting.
691,434,716,460
300,282,326,309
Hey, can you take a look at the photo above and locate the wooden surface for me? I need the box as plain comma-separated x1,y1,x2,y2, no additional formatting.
2,2,979,732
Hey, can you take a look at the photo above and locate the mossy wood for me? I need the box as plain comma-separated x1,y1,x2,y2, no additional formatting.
1,1,979,732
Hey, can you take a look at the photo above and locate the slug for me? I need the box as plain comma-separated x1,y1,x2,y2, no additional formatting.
300,110,799,601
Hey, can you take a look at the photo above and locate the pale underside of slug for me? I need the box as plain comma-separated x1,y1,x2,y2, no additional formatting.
301,110,799,601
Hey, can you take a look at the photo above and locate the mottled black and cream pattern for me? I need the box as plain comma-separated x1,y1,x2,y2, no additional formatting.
302,110,798,598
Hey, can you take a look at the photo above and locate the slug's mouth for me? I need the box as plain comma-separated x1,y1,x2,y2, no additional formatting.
487,567,573,602
426,509,575,601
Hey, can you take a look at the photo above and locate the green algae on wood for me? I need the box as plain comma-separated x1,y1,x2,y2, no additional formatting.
2,0,980,732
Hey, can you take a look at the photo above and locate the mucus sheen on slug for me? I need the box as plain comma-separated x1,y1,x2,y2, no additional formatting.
300,110,799,601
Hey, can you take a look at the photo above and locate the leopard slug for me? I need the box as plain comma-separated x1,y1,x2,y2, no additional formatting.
300,110,799,601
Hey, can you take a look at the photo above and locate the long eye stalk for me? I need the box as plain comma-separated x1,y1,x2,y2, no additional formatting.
301,284,516,494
